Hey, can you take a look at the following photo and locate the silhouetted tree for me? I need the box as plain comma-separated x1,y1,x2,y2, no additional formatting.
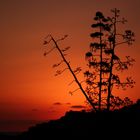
85,11,111,111
85,8,135,111
43,8,135,112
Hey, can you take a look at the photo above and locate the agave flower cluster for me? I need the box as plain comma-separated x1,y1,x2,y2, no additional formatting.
85,8,135,111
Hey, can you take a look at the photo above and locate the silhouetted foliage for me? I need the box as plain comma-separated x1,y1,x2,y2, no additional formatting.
85,8,135,111
43,8,135,112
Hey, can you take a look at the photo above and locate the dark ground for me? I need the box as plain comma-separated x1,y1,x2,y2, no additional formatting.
1,101,140,140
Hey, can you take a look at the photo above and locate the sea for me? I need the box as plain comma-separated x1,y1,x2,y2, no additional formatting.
0,120,47,133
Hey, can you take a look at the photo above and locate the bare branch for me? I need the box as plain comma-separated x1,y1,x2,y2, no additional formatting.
52,60,64,68
44,47,56,56
69,88,80,95
56,35,68,43
68,80,75,86
49,35,97,111
54,68,68,76
61,46,71,52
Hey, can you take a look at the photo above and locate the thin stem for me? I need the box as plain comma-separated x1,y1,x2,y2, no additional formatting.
50,35,97,112
107,9,117,111
99,19,103,111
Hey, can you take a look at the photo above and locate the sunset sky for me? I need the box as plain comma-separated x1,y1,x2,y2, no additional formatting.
0,0,140,132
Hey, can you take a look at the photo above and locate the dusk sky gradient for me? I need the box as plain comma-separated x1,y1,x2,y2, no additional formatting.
0,0,140,131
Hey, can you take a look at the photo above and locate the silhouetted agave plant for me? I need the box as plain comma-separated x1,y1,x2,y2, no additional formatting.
85,8,135,111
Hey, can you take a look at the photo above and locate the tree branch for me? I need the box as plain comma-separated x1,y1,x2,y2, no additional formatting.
50,35,97,112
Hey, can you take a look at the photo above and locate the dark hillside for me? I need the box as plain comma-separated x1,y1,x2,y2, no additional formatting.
0,102,140,140
16,101,140,140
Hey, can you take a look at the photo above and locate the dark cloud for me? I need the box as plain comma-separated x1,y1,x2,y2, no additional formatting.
66,102,71,105
32,109,38,112
53,102,62,105
71,105,86,109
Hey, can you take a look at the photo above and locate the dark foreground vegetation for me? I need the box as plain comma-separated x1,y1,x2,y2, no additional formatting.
1,100,139,140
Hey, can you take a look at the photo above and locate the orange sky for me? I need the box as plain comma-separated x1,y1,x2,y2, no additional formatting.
0,0,140,131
